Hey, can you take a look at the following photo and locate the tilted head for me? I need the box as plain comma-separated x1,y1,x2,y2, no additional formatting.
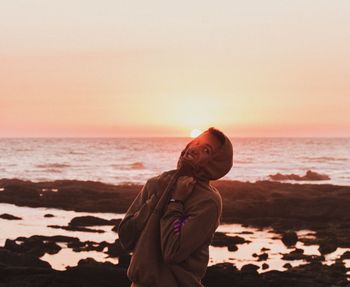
177,127,233,181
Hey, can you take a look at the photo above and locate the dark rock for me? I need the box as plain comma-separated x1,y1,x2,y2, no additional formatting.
227,244,238,252
0,264,131,287
263,261,349,287
269,170,330,181
213,262,238,272
241,263,259,273
44,241,62,255
16,235,81,244
340,251,350,260
227,235,249,245
106,240,129,258
0,213,22,220
69,215,115,227
4,237,61,257
0,178,134,213
44,213,54,217
283,263,292,269
0,254,348,287
60,264,131,287
239,231,254,235
77,257,101,266
1,177,350,287
281,231,298,246
48,224,105,233
211,232,249,248
262,263,269,270
281,248,325,263
118,254,131,269
304,170,331,181
76,257,116,268
203,263,265,287
67,240,85,250
305,255,325,263
211,232,230,247
70,240,109,253
257,253,268,261
0,248,51,268
94,241,109,252
318,242,337,254
281,248,306,261
1,178,350,235
13,235,81,254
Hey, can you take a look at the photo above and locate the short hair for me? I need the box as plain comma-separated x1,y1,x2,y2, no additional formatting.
207,127,226,145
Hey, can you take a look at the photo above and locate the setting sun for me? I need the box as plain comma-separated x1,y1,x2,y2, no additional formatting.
190,129,202,138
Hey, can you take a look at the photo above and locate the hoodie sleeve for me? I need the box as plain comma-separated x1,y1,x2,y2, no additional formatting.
118,179,159,252
160,199,218,264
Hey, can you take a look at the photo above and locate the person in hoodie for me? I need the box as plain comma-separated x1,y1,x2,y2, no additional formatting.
118,127,233,287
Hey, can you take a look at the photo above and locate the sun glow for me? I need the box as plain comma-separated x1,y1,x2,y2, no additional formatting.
190,129,202,138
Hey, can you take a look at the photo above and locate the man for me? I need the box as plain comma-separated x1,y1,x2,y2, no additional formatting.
118,127,233,287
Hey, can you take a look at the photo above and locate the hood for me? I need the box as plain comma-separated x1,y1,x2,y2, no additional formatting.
177,130,233,181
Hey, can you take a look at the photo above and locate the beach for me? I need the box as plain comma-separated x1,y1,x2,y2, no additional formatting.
3,0,350,285
0,178,349,286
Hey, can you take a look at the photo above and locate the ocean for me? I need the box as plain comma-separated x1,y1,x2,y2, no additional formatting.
1,138,350,274
0,137,349,185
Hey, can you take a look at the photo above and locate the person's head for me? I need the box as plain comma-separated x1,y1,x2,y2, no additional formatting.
177,127,233,181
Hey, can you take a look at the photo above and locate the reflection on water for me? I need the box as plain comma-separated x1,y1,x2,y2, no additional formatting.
345,260,350,278
41,243,118,271
211,224,348,273
1,203,350,276
0,203,123,270
0,203,123,246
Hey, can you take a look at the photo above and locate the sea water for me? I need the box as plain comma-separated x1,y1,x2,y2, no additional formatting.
1,203,349,274
0,137,349,185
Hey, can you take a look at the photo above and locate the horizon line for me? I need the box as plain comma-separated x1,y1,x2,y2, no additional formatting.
1,136,350,139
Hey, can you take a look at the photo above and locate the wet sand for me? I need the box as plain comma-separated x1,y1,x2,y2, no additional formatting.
0,178,349,286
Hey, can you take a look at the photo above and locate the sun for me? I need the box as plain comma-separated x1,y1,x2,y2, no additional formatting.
190,129,202,138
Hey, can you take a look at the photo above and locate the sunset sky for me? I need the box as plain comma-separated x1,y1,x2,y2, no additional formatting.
1,1,350,137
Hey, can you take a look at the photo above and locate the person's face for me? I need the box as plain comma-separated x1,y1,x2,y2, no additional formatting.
182,132,222,166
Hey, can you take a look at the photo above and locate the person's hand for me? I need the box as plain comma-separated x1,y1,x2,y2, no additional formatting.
177,155,196,176
172,176,196,202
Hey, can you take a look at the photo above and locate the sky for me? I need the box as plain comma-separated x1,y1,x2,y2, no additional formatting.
0,0,350,137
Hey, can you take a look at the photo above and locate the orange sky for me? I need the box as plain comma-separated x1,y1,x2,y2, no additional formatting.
1,1,350,137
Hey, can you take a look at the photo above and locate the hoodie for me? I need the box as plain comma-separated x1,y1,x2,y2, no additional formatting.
118,130,233,287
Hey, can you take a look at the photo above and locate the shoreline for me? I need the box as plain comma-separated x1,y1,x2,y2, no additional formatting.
1,177,350,247
1,178,350,286
1,178,349,222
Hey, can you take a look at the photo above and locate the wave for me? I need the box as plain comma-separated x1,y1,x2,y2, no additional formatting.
68,151,86,155
36,163,71,169
234,160,254,164
300,156,348,162
111,162,145,170
15,148,32,152
45,169,64,173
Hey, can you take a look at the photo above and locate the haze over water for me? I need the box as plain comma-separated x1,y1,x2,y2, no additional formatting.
1,137,349,185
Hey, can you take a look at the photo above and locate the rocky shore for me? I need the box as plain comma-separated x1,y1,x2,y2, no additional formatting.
0,178,350,286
